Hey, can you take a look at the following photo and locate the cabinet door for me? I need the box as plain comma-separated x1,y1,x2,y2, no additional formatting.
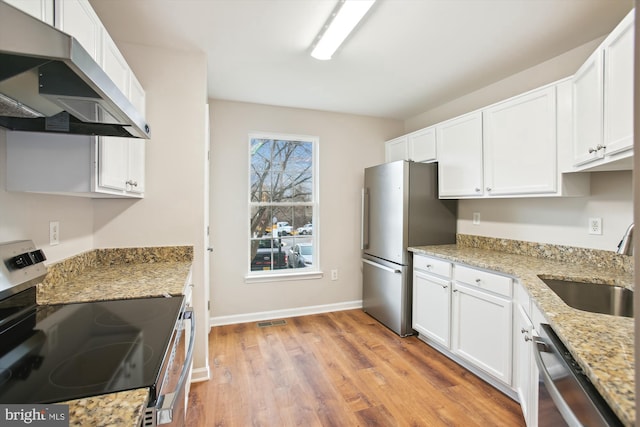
413,271,451,347
127,75,146,194
102,30,130,95
436,111,483,197
127,140,145,194
4,0,54,24
514,303,534,426
572,49,604,166
98,137,127,191
603,11,634,157
483,87,557,196
408,127,436,162
55,0,103,62
385,136,408,162
452,282,512,384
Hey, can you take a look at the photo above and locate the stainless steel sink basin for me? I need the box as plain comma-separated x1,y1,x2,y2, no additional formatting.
538,277,634,318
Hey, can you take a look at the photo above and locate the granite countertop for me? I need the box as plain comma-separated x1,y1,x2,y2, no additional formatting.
409,243,634,427
36,246,193,427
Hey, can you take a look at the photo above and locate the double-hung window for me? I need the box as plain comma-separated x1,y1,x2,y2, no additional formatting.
248,133,318,277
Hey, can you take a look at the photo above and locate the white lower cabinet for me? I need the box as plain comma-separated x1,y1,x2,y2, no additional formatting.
413,255,515,391
451,281,512,385
413,268,451,348
514,281,537,427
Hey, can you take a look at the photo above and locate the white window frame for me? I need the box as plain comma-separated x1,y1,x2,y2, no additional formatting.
245,132,321,283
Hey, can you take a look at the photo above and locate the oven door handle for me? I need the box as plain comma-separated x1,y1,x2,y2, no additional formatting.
156,307,195,425
533,336,582,427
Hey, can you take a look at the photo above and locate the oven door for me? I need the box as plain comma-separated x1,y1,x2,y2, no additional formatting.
147,307,195,427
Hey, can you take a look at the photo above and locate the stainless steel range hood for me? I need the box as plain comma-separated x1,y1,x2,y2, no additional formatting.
0,2,150,139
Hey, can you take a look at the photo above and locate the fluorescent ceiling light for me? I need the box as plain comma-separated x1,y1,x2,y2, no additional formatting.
311,0,376,60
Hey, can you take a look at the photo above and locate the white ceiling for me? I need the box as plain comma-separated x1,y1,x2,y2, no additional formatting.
89,0,634,120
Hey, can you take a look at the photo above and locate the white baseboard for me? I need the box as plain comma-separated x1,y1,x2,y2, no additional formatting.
190,365,211,383
210,300,363,327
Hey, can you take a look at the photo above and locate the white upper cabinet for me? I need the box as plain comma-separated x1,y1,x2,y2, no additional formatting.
102,30,131,96
435,80,588,199
4,0,54,24
436,111,484,197
603,11,634,156
572,10,634,170
408,127,436,162
5,0,146,198
385,136,408,162
55,0,102,62
385,126,436,163
483,86,557,196
126,74,147,195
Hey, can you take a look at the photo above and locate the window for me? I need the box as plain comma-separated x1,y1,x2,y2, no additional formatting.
248,133,318,276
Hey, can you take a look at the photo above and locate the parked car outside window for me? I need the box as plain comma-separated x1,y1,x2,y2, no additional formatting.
296,223,313,235
288,243,313,268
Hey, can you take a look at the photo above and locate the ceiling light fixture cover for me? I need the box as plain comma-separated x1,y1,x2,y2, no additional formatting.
310,0,376,60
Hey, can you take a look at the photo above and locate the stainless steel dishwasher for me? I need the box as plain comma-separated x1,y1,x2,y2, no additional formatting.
533,323,623,427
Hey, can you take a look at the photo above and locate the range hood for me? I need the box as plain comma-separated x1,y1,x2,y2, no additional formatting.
0,2,150,139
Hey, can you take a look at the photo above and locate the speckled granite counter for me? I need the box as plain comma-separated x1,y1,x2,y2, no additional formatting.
36,246,193,427
63,389,149,427
409,239,634,426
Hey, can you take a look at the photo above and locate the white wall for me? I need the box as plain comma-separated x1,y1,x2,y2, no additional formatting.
209,100,402,320
0,129,94,263
458,171,633,250
405,38,634,251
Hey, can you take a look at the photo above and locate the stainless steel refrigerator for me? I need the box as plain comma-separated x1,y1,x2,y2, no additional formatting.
361,161,457,336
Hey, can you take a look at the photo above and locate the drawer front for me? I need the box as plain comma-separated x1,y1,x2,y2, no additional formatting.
414,255,452,278
454,265,512,297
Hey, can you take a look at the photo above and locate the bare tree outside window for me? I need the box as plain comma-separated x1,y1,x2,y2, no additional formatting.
249,135,317,272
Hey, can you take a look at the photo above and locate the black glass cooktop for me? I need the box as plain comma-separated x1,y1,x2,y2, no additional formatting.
0,291,183,404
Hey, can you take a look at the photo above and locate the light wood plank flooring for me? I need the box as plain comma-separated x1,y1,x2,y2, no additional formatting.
186,309,525,426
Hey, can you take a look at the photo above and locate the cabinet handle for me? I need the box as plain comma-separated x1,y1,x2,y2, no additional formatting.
126,180,138,187
441,284,448,289
475,278,481,283
521,328,528,334
475,187,481,192
426,264,432,269
588,147,597,153
596,144,606,151
486,187,491,192
524,335,532,342
453,289,458,293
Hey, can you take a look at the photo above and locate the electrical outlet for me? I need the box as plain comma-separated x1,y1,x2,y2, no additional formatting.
473,212,480,225
589,217,602,235
49,221,60,245
331,269,338,281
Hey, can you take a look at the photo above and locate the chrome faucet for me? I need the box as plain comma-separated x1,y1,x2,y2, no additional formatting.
616,223,634,255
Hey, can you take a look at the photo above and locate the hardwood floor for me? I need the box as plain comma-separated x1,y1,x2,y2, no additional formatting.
186,309,525,426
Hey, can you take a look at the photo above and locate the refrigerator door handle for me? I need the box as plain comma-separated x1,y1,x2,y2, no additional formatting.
361,188,369,250
362,258,402,274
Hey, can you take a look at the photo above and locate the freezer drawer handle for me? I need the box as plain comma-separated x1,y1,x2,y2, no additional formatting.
362,258,401,274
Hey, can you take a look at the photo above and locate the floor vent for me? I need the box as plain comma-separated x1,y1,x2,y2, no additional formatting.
257,319,287,328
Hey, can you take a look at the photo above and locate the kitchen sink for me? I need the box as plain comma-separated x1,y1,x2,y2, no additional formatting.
538,277,634,318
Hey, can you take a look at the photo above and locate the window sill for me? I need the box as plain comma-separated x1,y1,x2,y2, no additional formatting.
245,270,324,284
